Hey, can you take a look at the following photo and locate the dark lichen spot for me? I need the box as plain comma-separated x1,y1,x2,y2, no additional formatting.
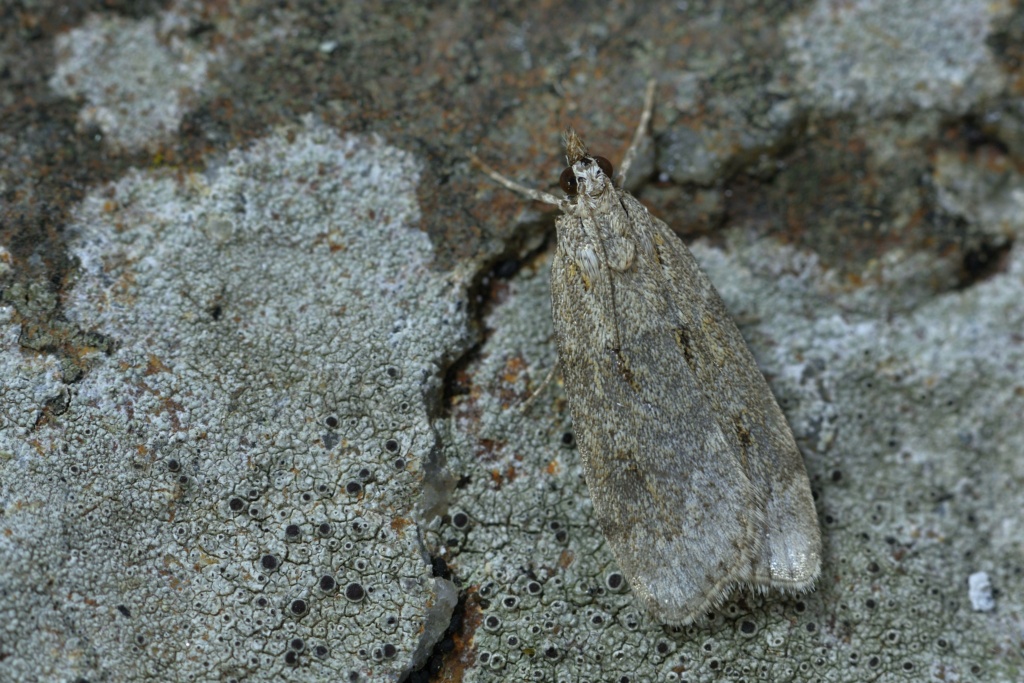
357,467,372,480
319,575,337,593
289,638,305,652
606,572,624,591
431,555,451,579
228,497,245,512
285,524,301,540
345,583,365,602
452,512,469,529
544,646,560,660
313,645,329,659
317,522,333,537
561,432,576,448
554,529,569,544
166,459,180,472
527,581,542,595
386,366,400,379
324,415,339,429
301,492,313,502
345,481,362,495
656,641,670,654
484,615,501,631
867,561,880,574
288,599,308,617
284,650,298,666
260,555,279,571
117,605,131,618
382,643,397,658
740,621,756,635
502,596,519,609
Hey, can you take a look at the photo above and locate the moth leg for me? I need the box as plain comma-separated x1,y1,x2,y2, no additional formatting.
517,359,560,416
616,79,656,188
468,151,563,207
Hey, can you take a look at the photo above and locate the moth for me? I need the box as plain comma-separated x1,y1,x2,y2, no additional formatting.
472,81,821,624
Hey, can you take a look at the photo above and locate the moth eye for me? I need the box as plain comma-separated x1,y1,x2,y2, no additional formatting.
595,156,614,177
560,167,579,195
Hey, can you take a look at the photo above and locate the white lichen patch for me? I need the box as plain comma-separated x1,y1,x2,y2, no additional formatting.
968,571,995,612
0,120,470,681
49,11,217,151
784,0,1012,116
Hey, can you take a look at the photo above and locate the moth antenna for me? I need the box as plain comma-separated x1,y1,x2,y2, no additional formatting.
617,79,656,187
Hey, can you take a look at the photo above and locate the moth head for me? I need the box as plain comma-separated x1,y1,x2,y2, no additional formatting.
560,127,614,199
559,155,614,197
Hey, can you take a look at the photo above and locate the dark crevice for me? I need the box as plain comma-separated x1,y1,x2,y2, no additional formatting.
407,586,468,683
957,237,1013,289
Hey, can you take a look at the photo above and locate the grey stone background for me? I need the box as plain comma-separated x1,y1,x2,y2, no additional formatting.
1,1,1022,681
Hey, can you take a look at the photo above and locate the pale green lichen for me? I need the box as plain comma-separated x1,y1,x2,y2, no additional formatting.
784,0,1012,116
0,121,470,682
49,12,216,151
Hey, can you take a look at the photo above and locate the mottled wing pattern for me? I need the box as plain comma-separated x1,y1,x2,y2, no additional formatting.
624,192,822,591
550,188,820,623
